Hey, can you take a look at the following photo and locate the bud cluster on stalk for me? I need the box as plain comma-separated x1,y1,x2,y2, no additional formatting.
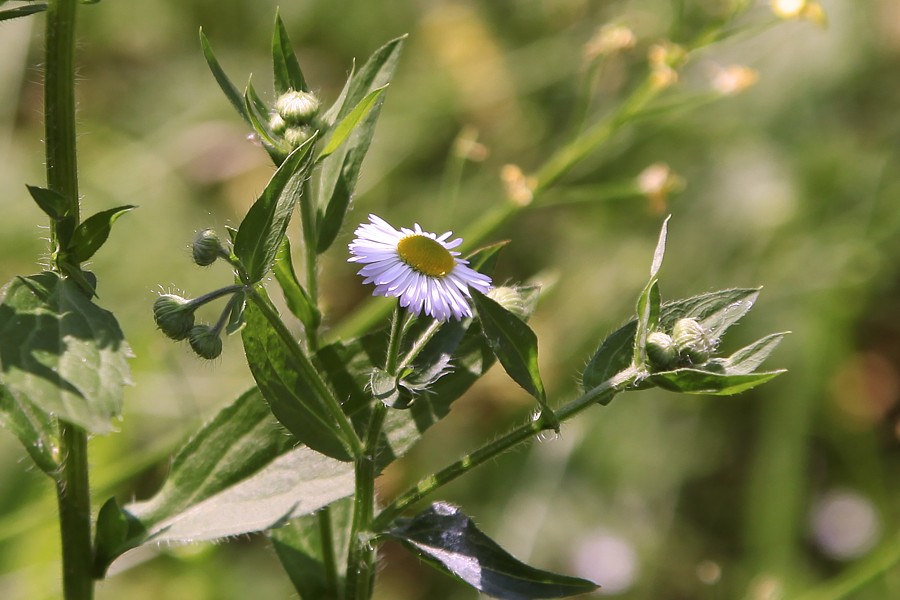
645,317,715,371
271,90,321,149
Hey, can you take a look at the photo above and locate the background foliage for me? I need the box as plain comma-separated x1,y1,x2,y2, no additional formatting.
1,0,899,598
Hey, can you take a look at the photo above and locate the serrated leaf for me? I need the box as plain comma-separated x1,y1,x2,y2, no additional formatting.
317,86,386,161
0,272,131,434
273,238,321,331
472,290,558,430
234,140,315,283
583,288,760,392
0,4,47,22
272,10,308,95
26,185,68,221
649,368,785,395
241,290,352,461
68,205,135,263
200,28,251,125
387,502,598,600
0,383,58,475
270,499,352,600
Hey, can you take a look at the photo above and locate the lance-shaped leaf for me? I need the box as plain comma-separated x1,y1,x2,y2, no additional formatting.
243,81,290,165
270,499,353,600
272,10,308,94
633,216,669,370
0,3,47,22
68,205,136,263
93,497,147,578
273,238,321,332
315,36,405,254
0,383,58,475
241,289,352,461
200,28,251,125
472,290,558,430
26,184,68,221
0,272,131,434
386,502,598,600
317,86,387,161
234,139,315,283
582,288,761,393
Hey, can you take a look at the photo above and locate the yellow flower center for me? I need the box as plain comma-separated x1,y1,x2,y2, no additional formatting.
397,235,455,278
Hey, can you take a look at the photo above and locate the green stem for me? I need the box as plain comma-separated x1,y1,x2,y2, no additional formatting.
372,367,637,531
56,423,93,600
248,288,364,458
316,507,340,599
184,284,245,311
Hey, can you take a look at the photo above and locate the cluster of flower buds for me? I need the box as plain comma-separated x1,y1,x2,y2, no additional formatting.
270,89,321,148
153,228,246,360
645,318,715,371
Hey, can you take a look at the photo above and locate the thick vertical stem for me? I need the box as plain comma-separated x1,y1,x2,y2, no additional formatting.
56,423,93,600
45,1,93,598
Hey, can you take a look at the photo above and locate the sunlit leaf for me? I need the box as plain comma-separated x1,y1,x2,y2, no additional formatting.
68,205,136,263
0,383,57,475
387,502,598,600
317,86,387,161
271,10,308,94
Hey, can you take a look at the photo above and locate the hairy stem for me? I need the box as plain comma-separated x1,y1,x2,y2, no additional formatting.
316,507,340,599
56,423,93,600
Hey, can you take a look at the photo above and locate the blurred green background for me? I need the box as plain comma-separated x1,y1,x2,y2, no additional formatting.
2,0,900,598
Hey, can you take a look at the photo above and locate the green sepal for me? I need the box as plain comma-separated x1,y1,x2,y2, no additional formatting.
234,138,316,284
472,289,558,430
25,184,68,221
386,502,598,600
270,500,353,600
67,205,136,263
92,497,147,578
0,3,47,22
273,237,321,332
241,288,352,461
200,28,251,126
582,288,761,395
272,10,308,95
0,272,131,434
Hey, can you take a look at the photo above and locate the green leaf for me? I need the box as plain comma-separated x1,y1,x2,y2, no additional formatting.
67,205,135,263
273,238,321,331
320,62,355,127
582,288,761,393
633,216,669,370
225,292,247,335
314,169,351,254
0,272,131,434
243,82,290,165
234,139,315,283
0,383,58,475
270,499,352,600
317,86,387,161
466,241,510,273
370,367,408,409
272,10,308,95
241,290,352,461
26,185,68,221
200,28,251,125
386,502,598,600
472,290,558,430
649,368,785,396
723,332,788,374
92,497,146,578
315,36,405,254
0,3,47,22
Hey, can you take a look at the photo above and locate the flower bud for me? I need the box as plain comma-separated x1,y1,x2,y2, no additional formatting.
192,229,224,267
672,318,711,364
284,126,314,148
269,113,287,135
153,294,195,340
646,331,677,370
188,324,223,360
275,90,320,124
487,286,527,319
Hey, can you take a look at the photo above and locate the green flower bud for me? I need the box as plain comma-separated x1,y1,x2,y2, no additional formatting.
646,331,677,370
269,113,287,135
672,318,711,364
283,126,313,148
487,286,528,319
275,90,320,124
192,229,224,267
188,324,223,360
153,294,195,340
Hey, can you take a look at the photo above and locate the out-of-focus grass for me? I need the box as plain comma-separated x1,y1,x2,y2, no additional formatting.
1,0,899,598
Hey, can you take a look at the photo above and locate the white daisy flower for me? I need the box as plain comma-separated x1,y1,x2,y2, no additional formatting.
348,214,492,321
